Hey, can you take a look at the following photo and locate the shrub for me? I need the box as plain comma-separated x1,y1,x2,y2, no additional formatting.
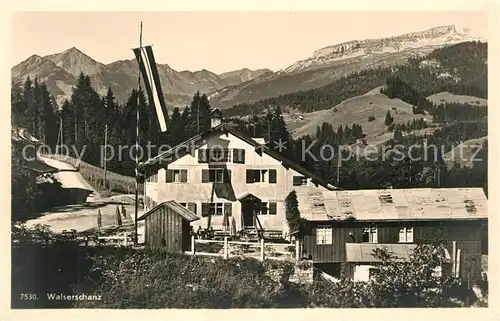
368,116,376,122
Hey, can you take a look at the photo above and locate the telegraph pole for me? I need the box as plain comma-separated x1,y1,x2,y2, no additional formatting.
104,123,108,189
197,93,200,133
60,117,64,149
336,156,340,186
134,21,143,247
56,117,63,154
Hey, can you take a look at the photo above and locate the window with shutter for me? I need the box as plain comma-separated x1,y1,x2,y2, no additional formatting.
224,203,232,216
166,169,173,183
233,149,245,163
188,202,197,214
198,149,208,163
201,169,209,183
260,202,268,215
201,203,209,217
269,169,277,183
269,202,277,215
293,176,307,186
209,203,224,215
180,169,188,182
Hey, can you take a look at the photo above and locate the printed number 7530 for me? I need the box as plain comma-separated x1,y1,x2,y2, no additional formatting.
20,293,38,300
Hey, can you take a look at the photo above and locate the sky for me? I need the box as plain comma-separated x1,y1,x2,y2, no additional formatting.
11,11,488,74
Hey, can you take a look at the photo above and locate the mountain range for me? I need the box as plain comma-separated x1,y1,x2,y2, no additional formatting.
11,25,483,109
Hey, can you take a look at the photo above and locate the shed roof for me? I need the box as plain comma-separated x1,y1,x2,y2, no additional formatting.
345,243,451,263
137,200,200,222
346,243,417,262
298,187,487,222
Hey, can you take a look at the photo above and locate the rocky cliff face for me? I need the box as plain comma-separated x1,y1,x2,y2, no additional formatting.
283,25,481,74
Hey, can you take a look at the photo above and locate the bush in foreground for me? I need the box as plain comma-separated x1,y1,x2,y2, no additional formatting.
12,225,474,308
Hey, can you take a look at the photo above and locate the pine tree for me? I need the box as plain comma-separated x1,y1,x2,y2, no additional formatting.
11,80,24,128
269,106,291,154
385,110,394,126
22,77,35,134
168,108,184,145
39,83,58,147
393,126,403,142
285,190,302,236
11,144,39,222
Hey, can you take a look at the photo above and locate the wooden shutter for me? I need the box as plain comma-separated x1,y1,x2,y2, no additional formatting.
202,169,209,183
268,169,277,183
246,169,254,183
201,203,209,217
209,169,216,182
166,169,173,183
198,149,208,163
180,169,188,182
188,202,197,214
269,202,277,215
224,203,232,216
224,169,231,183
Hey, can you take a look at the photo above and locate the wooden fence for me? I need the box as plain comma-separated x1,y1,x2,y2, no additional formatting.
185,235,300,262
72,232,133,247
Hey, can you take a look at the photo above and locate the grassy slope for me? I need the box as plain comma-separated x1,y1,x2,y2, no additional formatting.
288,86,429,145
212,48,436,108
426,92,488,107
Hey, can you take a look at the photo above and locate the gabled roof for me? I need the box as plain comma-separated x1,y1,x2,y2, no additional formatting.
299,187,488,222
137,200,200,222
237,192,261,201
139,123,339,191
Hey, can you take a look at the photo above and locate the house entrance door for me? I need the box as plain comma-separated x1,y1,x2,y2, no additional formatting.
241,201,256,227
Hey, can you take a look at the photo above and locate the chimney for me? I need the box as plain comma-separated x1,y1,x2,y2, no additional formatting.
210,108,222,128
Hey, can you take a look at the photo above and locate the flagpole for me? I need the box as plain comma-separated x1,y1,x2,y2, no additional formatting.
134,21,143,247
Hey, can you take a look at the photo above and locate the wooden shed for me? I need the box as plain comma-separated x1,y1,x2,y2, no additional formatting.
137,200,200,252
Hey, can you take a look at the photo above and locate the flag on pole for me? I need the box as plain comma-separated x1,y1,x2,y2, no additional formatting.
133,45,168,132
